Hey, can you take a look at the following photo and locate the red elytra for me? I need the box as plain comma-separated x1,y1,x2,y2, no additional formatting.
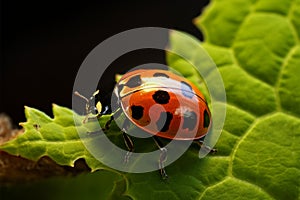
113,69,212,140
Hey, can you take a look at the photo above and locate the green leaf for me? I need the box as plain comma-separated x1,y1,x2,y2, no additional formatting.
0,104,109,171
168,0,300,199
1,0,300,199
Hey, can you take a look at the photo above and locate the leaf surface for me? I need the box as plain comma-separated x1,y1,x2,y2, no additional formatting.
176,0,299,199
1,0,300,199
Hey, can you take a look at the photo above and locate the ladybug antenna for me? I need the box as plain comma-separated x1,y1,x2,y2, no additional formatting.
74,91,89,103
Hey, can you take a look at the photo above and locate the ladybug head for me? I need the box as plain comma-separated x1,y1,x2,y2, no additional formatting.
74,90,107,123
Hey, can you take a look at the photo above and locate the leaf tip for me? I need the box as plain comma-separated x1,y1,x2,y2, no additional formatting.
19,122,25,127
24,105,33,118
192,16,200,25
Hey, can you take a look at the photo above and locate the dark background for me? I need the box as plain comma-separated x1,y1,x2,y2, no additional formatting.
0,0,209,124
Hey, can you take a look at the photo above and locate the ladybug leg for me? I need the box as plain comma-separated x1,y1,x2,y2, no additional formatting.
153,136,168,179
104,116,114,130
122,131,134,163
197,140,217,153
121,118,134,163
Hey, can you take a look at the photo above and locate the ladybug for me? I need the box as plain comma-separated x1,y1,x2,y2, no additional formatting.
75,69,215,179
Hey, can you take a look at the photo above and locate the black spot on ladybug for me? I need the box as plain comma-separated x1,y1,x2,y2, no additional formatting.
203,109,210,128
183,111,197,131
126,75,142,88
181,81,194,99
153,72,169,78
131,105,144,120
152,90,170,104
156,112,173,132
